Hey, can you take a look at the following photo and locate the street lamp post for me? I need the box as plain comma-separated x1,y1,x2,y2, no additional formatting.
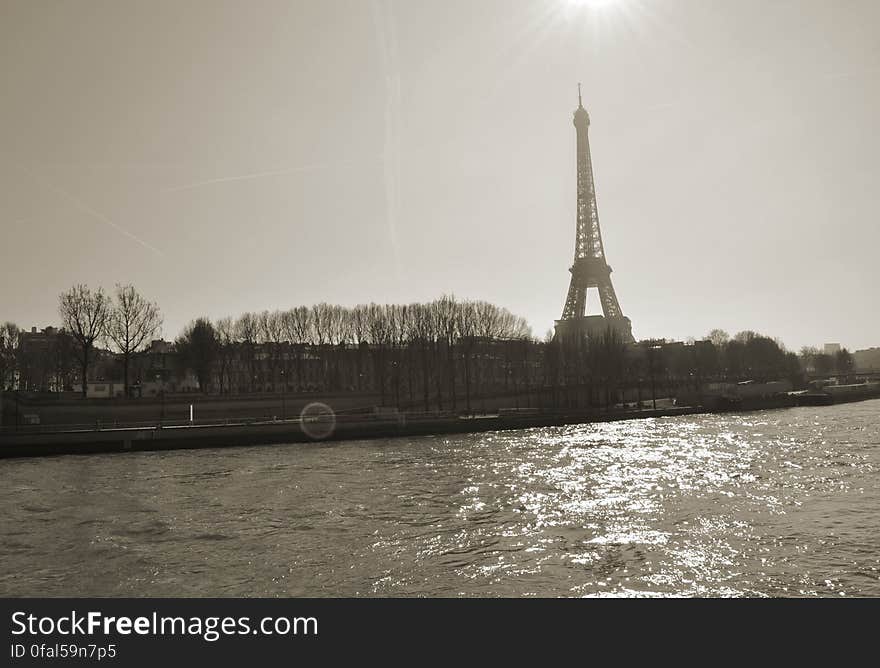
649,345,661,411
281,369,286,420
155,372,165,425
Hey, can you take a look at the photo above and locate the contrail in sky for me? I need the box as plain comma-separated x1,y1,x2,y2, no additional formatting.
371,0,403,282
17,165,164,257
30,161,186,170
161,161,366,193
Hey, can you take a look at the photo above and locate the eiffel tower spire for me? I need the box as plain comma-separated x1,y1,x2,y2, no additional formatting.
556,87,634,343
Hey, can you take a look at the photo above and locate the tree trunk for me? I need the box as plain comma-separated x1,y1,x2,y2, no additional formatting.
421,344,430,412
123,352,130,399
80,345,90,398
448,345,457,410
464,348,471,413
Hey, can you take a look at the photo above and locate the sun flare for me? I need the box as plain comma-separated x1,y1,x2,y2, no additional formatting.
568,0,619,9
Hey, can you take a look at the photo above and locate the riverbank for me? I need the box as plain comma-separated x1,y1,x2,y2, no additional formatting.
0,405,704,459
2,390,878,460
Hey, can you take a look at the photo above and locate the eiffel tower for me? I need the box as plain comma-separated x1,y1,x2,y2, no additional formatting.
555,85,634,343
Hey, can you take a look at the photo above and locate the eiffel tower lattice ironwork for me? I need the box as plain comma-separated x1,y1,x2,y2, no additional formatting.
556,85,634,343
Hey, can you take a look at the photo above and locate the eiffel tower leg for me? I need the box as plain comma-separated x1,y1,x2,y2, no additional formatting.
597,279,623,319
562,277,586,320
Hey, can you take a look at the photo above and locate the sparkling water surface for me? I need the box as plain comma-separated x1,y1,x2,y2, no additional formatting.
2,400,879,597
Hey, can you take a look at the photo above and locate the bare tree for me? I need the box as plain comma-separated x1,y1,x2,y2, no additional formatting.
387,304,409,406
59,285,111,397
367,303,393,404
733,330,758,344
458,300,478,412
106,284,162,397
401,304,419,403
325,305,350,390
311,303,332,347
410,303,434,410
282,306,313,345
281,306,312,389
235,312,259,392
259,310,285,391
707,329,730,347
309,303,334,390
434,295,460,410
351,305,370,391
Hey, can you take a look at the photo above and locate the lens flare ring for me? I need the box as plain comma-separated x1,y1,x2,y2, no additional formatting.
299,402,337,440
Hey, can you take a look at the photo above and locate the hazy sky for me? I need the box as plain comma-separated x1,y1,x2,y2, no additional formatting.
2,0,878,351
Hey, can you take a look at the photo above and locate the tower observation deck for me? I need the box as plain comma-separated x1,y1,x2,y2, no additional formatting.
555,85,634,343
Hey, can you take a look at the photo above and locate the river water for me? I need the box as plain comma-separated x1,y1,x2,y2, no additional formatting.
1,400,879,597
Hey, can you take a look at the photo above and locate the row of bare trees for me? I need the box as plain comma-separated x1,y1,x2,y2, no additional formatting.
174,297,533,410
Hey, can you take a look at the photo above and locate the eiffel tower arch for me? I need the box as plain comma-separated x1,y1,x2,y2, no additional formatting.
555,86,634,344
